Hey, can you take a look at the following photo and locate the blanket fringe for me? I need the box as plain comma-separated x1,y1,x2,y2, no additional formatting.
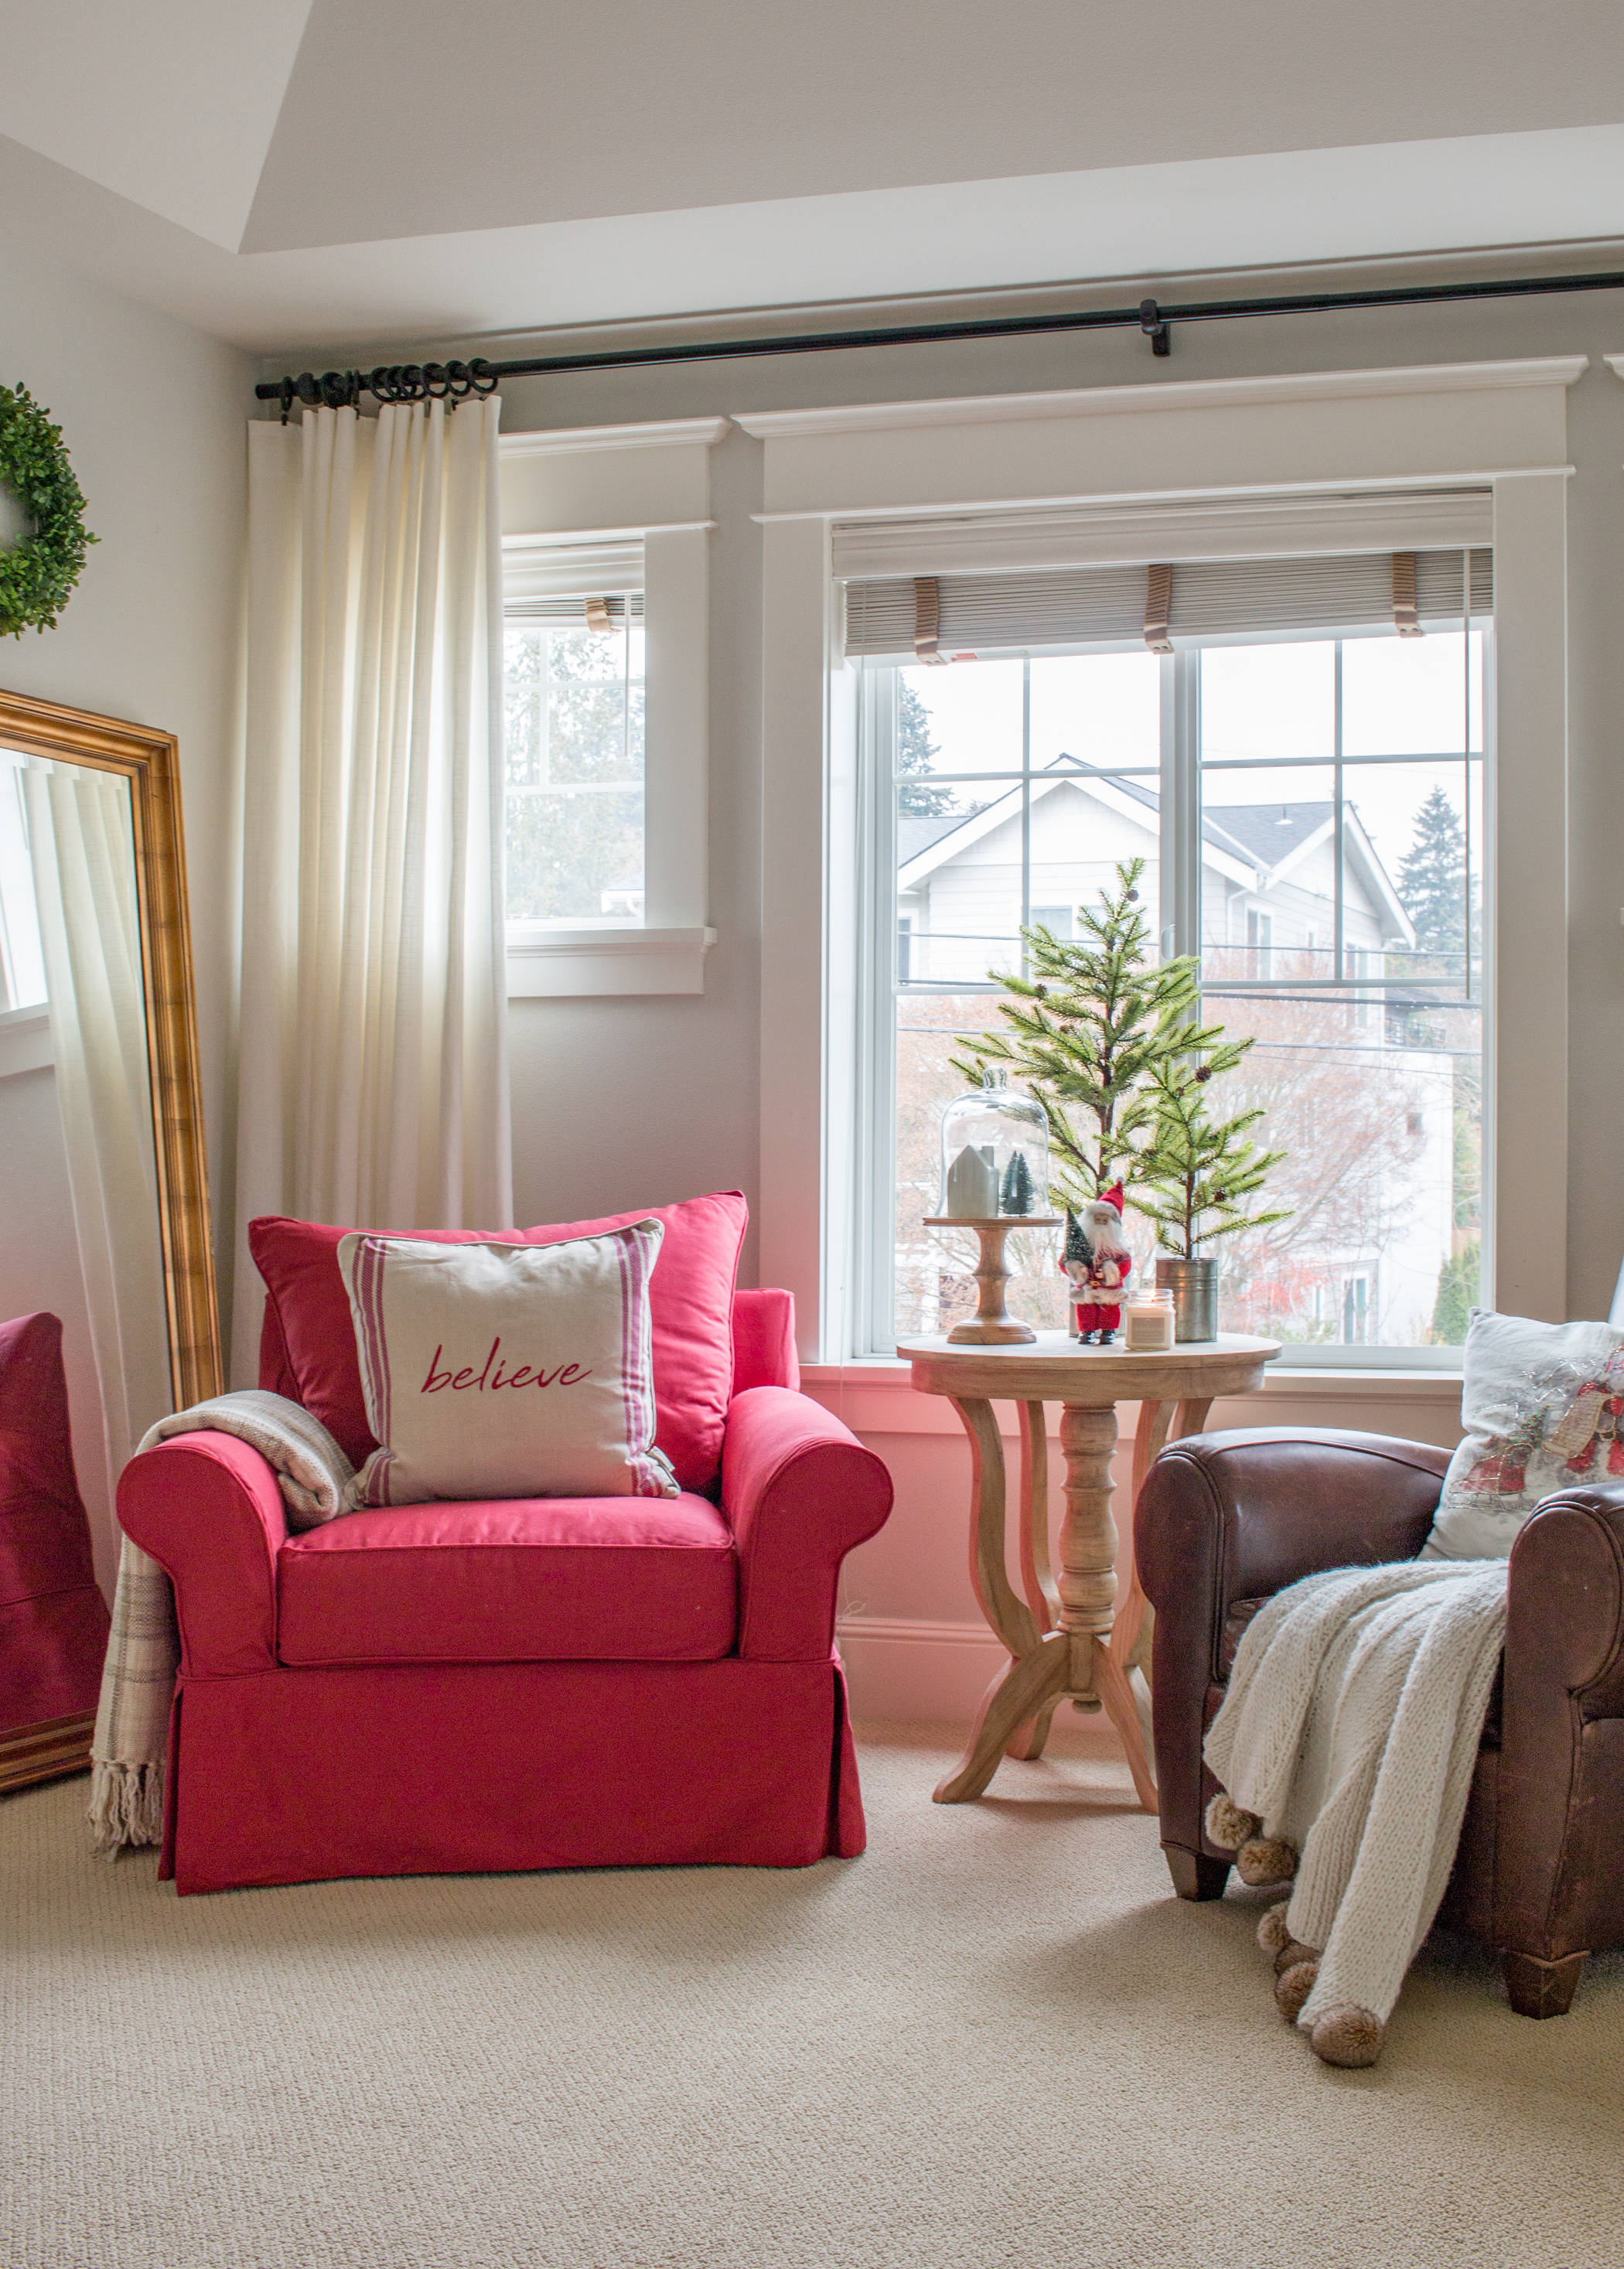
87,1759,164,1857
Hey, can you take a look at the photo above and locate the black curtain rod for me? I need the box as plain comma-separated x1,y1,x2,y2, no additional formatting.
257,264,1624,411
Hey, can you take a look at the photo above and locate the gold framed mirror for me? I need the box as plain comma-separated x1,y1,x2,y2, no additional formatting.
1,686,219,1791
0,688,220,1412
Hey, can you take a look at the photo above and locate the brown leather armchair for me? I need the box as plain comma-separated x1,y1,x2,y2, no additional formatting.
1134,1426,1624,2019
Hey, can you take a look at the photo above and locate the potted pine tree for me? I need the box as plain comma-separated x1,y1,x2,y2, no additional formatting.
953,858,1226,1209
1138,1042,1291,1339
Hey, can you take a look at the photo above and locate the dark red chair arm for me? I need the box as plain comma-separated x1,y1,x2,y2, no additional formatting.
116,1435,288,1677
720,1387,892,1661
1505,1485,1624,1714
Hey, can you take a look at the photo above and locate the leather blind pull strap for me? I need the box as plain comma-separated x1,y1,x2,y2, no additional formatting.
1145,562,1174,653
913,575,947,664
585,595,615,633
1391,552,1422,637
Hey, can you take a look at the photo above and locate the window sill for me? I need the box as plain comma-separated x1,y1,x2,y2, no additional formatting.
0,1005,52,1080
801,1356,1462,1436
507,926,716,998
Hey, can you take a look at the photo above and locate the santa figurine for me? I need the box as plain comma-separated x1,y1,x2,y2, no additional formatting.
1063,1185,1133,1344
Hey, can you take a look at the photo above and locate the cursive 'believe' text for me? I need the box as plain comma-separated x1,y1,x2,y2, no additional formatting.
421,1339,592,1394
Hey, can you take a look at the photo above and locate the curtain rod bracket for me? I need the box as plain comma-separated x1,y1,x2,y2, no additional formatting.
1139,299,1172,357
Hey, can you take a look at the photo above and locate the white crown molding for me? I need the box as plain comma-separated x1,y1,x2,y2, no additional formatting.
507,926,717,999
756,468,1575,527
732,357,1591,443
500,418,730,459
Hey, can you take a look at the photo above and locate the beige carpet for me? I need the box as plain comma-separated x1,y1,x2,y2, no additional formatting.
4,1720,1621,2269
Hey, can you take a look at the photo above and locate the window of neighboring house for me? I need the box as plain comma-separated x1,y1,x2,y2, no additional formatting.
1245,907,1273,975
503,595,646,927
858,619,1486,1358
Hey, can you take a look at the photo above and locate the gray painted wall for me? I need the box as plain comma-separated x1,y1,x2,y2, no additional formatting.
2,230,252,1571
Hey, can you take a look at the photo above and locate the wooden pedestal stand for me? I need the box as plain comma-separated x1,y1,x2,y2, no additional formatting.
920,1216,1062,1345
896,1332,1278,1809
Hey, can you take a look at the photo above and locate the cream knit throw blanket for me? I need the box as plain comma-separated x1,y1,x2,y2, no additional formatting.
90,1392,355,1855
1203,1560,1507,2035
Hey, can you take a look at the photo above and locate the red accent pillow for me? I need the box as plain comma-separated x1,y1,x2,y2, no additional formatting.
249,1193,748,1496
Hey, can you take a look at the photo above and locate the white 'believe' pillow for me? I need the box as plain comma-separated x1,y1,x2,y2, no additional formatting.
1423,1308,1624,1560
336,1222,679,1506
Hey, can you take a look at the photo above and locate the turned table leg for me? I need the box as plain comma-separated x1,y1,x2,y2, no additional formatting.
1056,1401,1158,1813
935,1395,1158,1810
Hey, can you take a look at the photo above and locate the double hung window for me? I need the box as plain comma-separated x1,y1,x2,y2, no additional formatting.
503,546,647,928
851,542,1488,1360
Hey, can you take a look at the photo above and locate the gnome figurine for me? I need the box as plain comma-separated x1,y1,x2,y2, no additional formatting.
1063,1184,1133,1343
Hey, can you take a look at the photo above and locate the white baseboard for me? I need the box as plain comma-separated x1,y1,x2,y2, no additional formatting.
836,1616,1005,1725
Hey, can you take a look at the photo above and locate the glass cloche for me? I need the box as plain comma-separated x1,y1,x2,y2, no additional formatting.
937,1069,1050,1220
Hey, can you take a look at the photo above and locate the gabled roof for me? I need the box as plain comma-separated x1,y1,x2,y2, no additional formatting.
897,808,983,866
896,759,1416,945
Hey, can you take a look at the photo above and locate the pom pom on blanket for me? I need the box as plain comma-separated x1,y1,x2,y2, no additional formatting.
1275,1960,1319,2022
1235,1835,1299,1887
1257,1902,1293,1955
1204,1793,1262,1850
1309,2005,1384,2068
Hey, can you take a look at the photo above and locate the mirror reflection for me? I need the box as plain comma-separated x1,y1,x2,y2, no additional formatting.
0,744,172,1572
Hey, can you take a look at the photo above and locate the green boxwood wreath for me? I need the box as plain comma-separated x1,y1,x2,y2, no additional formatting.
0,382,96,636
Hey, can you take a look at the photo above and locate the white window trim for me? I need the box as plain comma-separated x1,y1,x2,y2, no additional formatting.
499,418,725,998
751,356,1581,1363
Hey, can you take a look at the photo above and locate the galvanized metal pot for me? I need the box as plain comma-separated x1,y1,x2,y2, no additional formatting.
1155,1255,1220,1342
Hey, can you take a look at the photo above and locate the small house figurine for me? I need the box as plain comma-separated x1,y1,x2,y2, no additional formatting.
925,1070,1059,1343
937,1069,1049,1220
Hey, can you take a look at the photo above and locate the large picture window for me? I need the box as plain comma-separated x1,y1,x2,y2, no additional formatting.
856,584,1486,1360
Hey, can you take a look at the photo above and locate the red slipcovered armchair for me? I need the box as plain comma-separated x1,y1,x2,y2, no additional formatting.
116,1202,892,1896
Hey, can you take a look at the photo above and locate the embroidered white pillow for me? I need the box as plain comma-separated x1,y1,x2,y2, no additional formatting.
336,1223,679,1506
1423,1308,1624,1560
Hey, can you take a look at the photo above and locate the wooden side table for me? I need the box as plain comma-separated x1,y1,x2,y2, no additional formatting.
896,1332,1278,1810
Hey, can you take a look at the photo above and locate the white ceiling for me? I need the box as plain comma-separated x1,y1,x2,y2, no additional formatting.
1,0,1622,353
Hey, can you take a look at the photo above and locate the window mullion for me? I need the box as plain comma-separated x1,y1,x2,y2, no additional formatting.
855,664,899,1357
1163,650,1201,964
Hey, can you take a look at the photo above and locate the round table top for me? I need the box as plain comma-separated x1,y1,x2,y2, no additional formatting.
895,1329,1280,1404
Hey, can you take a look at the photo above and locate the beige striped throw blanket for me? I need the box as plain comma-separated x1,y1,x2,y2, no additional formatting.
90,1392,355,1854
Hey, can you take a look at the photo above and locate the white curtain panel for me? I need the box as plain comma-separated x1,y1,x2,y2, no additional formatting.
24,762,172,1496
234,399,512,1381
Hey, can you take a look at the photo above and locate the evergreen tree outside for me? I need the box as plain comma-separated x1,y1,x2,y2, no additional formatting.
1431,1240,1480,1344
896,680,958,817
1397,783,1477,971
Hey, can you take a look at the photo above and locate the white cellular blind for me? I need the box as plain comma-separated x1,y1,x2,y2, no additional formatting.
844,547,1493,657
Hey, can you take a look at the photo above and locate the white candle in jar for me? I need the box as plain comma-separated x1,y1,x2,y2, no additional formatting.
1124,1288,1175,1351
